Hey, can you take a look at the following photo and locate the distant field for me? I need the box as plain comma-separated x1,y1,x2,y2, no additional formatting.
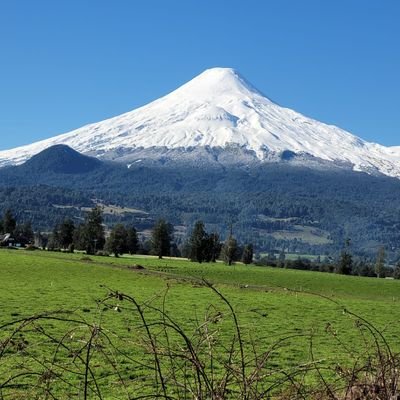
53,202,149,215
269,225,332,245
282,252,323,261
1,249,399,398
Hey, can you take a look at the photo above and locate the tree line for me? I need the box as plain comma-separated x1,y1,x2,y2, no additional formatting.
182,221,253,265
0,207,254,264
255,240,400,279
46,206,142,256
5,206,397,277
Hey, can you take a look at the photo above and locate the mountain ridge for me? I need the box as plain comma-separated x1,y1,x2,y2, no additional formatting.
1,67,399,177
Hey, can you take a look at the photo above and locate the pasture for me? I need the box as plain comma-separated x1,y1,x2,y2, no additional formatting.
1,249,399,398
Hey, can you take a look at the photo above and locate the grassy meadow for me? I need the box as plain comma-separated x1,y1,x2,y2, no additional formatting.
1,249,400,398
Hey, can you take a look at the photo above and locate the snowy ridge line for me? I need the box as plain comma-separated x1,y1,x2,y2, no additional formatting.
0,67,400,177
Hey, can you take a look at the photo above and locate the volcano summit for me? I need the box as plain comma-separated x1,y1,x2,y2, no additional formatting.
1,67,400,177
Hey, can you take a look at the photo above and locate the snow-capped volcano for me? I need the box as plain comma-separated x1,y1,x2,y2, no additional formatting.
1,67,400,177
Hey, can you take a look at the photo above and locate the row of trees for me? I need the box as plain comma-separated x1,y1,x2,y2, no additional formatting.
44,210,254,264
47,207,105,254
45,209,176,259
262,256,396,276
46,207,140,256
256,240,398,279
2,208,396,276
4,206,173,259
105,218,254,264
186,221,253,265
336,241,388,278
2,208,254,264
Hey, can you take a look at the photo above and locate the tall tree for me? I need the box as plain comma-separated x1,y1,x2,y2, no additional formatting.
58,219,75,250
151,219,173,259
189,221,208,263
3,209,16,234
375,246,386,278
222,234,238,266
81,206,105,255
126,226,139,255
204,232,221,262
241,243,254,265
336,239,353,275
105,224,128,257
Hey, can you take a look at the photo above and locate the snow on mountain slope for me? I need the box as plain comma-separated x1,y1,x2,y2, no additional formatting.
1,67,400,177
389,146,400,156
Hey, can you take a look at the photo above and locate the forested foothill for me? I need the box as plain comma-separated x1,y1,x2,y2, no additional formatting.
2,145,400,262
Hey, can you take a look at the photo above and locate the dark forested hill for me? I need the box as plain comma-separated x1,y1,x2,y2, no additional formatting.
1,146,400,259
21,144,102,174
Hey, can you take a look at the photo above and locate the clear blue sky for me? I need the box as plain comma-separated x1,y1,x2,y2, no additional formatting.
1,0,399,151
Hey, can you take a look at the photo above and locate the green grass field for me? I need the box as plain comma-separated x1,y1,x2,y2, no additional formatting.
1,249,399,398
